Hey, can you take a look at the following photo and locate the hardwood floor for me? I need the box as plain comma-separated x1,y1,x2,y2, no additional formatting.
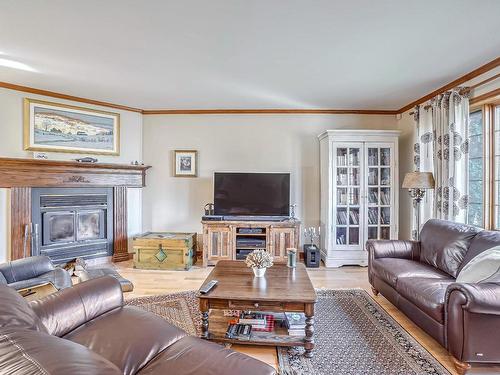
115,261,457,374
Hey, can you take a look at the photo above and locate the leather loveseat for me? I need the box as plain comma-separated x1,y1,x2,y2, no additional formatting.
0,255,72,291
0,276,275,375
368,219,500,374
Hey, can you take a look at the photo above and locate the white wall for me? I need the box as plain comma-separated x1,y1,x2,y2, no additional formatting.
142,114,399,237
0,88,143,261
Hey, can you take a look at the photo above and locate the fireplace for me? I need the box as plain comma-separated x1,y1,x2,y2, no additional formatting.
31,188,113,264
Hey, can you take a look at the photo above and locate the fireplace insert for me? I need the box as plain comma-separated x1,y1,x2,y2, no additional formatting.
31,187,113,264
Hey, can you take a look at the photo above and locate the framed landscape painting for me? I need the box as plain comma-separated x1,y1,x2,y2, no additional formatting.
174,150,198,177
24,98,120,155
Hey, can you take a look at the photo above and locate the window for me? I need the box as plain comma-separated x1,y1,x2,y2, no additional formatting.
467,110,484,227
467,95,500,230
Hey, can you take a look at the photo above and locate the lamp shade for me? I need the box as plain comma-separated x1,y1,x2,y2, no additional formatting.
402,172,435,189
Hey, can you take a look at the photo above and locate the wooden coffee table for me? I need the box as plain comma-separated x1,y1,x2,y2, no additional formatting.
198,260,317,357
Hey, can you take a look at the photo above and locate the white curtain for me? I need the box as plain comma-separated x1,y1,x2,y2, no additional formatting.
412,89,470,238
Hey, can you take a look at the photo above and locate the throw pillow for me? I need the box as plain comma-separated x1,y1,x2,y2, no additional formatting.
456,246,500,283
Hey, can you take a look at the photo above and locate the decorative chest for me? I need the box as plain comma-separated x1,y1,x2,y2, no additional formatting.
132,232,196,270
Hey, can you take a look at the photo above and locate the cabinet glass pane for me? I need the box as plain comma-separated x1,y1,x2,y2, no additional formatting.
211,233,218,256
368,168,378,186
336,227,346,245
337,168,348,186
368,148,378,166
337,208,347,225
221,232,228,257
349,227,359,245
349,188,359,205
380,227,390,240
380,187,390,205
380,207,391,224
349,148,360,166
337,188,348,205
380,168,390,185
368,187,378,204
349,168,359,186
349,208,359,225
380,148,391,166
368,207,379,225
368,227,378,240
337,148,348,166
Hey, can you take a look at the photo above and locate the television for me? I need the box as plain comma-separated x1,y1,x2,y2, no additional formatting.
213,172,290,217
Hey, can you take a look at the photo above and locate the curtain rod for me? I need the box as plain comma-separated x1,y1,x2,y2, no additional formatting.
409,73,500,116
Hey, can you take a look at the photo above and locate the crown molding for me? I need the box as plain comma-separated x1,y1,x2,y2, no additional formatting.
397,56,500,114
141,108,398,115
0,81,143,113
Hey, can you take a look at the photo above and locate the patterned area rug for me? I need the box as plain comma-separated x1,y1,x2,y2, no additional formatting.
126,289,450,375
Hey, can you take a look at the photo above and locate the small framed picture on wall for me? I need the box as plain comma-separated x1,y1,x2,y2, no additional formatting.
174,150,198,177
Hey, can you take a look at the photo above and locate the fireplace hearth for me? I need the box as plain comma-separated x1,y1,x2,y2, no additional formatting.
31,188,114,264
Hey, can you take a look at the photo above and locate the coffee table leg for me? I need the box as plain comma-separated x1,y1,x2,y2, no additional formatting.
304,303,315,358
200,299,209,339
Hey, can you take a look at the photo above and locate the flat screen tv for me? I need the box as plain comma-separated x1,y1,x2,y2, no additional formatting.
213,172,290,217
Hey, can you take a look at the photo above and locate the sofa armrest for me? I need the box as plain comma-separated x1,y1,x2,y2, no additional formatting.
0,256,54,284
366,240,420,260
446,282,500,363
30,276,124,337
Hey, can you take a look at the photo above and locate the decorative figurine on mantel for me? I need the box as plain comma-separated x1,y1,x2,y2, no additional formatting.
244,249,273,277
304,226,321,268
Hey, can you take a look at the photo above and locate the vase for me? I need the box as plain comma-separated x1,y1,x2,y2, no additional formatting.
252,267,266,277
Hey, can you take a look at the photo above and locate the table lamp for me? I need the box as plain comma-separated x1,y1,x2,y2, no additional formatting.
402,172,435,240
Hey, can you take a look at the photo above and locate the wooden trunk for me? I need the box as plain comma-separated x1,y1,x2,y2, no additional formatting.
133,232,196,270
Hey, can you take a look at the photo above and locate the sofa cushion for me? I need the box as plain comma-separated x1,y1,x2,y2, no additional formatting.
396,277,454,323
0,329,121,375
137,335,276,375
456,246,500,283
459,230,500,274
371,258,449,287
64,306,187,375
420,219,480,277
0,285,47,333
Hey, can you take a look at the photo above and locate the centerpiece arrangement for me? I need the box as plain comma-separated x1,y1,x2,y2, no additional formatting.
245,249,273,277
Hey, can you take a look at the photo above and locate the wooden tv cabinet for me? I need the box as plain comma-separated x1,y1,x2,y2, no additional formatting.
201,219,300,267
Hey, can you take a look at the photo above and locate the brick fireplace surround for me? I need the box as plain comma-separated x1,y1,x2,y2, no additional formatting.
0,157,150,262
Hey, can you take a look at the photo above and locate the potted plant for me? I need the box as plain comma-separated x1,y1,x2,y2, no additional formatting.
245,249,274,277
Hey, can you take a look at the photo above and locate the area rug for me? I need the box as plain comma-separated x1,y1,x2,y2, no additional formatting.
126,289,450,375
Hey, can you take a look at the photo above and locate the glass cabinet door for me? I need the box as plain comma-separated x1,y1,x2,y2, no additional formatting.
334,145,362,246
366,145,393,240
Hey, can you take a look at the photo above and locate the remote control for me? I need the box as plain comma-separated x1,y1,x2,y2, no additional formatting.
199,280,218,294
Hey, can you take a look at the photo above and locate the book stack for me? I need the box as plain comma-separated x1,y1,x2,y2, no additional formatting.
337,210,348,225
285,312,306,336
225,323,252,341
239,312,267,330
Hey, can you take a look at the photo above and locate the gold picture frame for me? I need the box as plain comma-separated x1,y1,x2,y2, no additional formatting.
174,150,198,177
24,98,120,155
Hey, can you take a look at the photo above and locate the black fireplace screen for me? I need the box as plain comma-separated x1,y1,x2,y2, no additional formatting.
32,188,113,264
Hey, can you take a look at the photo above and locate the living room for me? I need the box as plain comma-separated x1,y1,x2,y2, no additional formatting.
0,1,500,374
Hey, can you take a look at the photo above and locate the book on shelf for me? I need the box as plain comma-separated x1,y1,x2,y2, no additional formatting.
336,234,346,244
337,210,348,225
285,312,306,336
225,323,252,341
239,312,266,326
349,210,359,225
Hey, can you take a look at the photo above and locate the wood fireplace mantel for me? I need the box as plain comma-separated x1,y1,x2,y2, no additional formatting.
0,157,151,262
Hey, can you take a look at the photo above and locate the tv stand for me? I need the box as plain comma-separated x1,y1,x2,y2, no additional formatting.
201,219,300,267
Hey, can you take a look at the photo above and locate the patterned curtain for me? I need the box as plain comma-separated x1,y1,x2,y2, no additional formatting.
411,89,470,238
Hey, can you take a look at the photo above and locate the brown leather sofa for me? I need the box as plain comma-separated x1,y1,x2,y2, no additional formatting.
0,276,276,375
368,219,500,374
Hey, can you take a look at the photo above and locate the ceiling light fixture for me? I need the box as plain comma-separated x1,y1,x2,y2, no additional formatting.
0,58,37,72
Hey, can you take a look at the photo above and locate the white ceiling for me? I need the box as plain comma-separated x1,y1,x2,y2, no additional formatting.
0,0,499,110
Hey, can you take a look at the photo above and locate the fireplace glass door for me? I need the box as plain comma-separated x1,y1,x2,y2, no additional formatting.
77,210,105,241
43,211,75,245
